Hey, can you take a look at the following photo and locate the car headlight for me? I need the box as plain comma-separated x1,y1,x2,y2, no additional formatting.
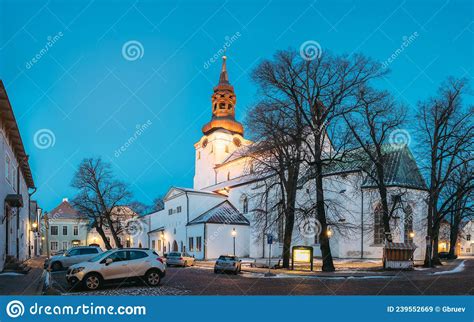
71,267,85,274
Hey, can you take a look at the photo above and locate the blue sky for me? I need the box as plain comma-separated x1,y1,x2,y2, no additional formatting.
0,0,472,210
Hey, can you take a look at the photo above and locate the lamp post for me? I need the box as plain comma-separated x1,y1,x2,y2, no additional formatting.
231,228,237,256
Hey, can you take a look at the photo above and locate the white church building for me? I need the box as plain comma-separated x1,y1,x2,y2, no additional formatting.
136,57,428,261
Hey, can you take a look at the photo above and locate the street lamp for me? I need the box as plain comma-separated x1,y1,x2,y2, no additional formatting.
409,231,415,239
32,222,38,229
231,228,237,256
327,229,333,238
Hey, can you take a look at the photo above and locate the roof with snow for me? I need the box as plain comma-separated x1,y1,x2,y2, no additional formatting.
187,201,250,226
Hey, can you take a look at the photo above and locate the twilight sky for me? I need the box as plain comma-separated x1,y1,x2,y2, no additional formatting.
0,0,472,210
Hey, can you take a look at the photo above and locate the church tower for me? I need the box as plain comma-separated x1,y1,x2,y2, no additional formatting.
193,56,248,190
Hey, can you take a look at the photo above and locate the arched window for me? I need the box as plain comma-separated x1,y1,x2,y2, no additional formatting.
242,195,249,214
373,203,384,244
404,205,413,243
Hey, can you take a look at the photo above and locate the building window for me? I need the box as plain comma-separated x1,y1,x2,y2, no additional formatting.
5,155,10,183
126,239,131,248
73,226,78,236
198,151,201,160
152,240,156,250
51,241,58,251
63,226,68,235
196,237,202,252
188,237,194,251
62,241,68,250
467,234,471,241
373,204,384,245
180,241,184,252
177,206,182,213
51,226,58,236
242,196,248,214
168,209,173,215
227,172,230,180
157,240,162,252
404,205,413,243
225,145,229,153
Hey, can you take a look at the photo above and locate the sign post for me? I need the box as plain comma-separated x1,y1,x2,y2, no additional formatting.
265,234,275,277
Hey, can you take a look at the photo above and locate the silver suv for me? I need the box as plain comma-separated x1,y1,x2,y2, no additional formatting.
66,248,166,290
47,246,102,271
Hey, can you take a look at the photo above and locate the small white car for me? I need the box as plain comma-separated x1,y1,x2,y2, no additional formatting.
47,246,102,271
214,255,242,274
165,252,195,267
66,248,166,290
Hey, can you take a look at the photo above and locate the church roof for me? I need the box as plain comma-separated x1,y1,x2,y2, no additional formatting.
187,201,250,226
308,144,427,190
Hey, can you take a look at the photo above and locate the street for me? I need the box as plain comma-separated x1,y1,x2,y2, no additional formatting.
48,258,474,296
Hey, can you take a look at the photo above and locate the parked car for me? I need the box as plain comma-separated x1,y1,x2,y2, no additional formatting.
214,255,241,274
66,248,166,290
165,252,195,267
46,246,102,271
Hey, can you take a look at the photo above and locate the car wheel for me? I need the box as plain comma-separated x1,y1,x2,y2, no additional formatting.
51,261,62,271
145,270,161,286
83,273,102,291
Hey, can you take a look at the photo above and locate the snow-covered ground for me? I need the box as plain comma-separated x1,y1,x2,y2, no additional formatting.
432,261,465,275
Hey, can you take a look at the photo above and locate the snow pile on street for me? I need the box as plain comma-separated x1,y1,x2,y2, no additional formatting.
433,261,465,275
67,286,191,296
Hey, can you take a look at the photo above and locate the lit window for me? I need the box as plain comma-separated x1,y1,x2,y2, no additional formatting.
404,205,413,243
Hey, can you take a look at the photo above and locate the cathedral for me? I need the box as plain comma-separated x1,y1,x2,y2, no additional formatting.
136,56,428,262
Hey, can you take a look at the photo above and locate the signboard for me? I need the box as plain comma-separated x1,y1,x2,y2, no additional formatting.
291,246,314,271
266,234,273,245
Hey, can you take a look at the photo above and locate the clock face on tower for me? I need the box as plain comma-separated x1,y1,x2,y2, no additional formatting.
233,137,241,147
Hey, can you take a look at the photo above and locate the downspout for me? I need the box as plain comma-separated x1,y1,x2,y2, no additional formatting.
203,223,207,260
360,187,364,259
185,191,190,252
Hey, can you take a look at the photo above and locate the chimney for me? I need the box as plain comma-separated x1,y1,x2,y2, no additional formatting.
62,198,69,203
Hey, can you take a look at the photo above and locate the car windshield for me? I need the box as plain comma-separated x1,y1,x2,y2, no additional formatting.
218,256,236,261
88,249,111,262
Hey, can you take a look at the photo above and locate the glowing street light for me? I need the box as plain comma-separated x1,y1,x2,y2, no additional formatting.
327,229,333,238
231,228,237,255
409,231,415,239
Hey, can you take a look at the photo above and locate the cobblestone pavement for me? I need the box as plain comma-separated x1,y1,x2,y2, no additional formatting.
0,257,46,295
48,258,474,295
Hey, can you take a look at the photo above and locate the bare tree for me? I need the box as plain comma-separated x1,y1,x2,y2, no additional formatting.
71,158,132,249
246,100,305,268
251,50,384,271
343,87,407,242
417,77,474,266
443,162,474,258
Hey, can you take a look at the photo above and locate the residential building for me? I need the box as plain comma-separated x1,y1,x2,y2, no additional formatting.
0,80,37,271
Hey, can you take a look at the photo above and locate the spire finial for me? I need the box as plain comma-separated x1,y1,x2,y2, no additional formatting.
218,55,229,84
